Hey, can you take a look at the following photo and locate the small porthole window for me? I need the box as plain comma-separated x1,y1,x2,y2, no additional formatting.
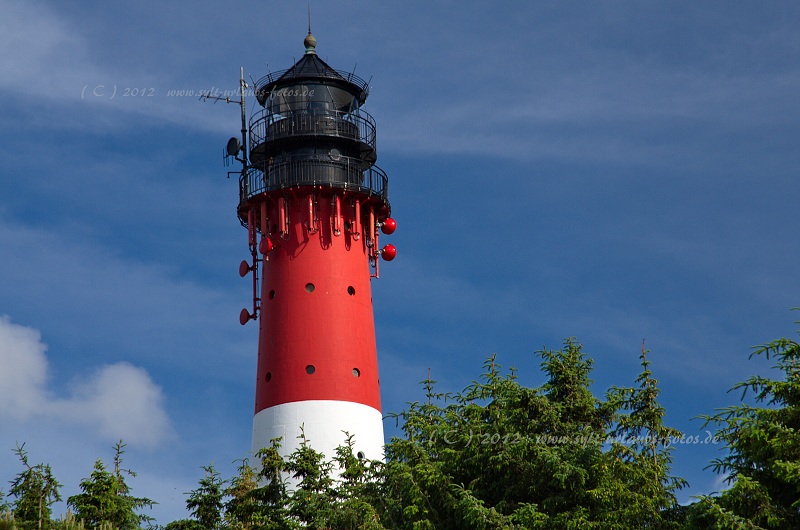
265,372,272,382
352,368,360,378
357,451,365,460
305,283,315,293
306,365,316,375
347,286,356,296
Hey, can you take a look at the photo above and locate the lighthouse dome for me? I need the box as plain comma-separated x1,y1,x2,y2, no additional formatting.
254,34,369,114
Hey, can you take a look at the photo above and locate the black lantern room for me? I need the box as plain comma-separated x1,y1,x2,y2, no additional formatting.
238,32,389,223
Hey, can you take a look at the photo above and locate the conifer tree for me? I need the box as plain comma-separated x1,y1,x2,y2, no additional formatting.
604,343,688,528
185,465,225,530
689,320,800,529
285,429,337,528
67,442,154,530
222,457,262,530
166,465,226,530
224,440,297,530
380,341,622,528
7,443,61,530
1,489,9,519
376,339,690,529
326,435,384,530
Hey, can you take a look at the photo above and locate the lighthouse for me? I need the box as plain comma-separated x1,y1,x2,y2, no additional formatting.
230,31,395,466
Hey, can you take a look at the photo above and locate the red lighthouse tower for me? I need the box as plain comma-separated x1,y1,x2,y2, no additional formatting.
232,32,395,465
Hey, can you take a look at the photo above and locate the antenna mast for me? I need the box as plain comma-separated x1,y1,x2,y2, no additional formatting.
200,69,250,175
239,66,248,173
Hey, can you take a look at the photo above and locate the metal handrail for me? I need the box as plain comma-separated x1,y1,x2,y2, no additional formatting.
239,156,388,206
249,109,376,152
255,69,369,97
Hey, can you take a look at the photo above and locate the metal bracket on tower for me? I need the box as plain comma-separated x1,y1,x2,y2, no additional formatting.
332,195,342,237
306,194,319,235
278,197,290,240
349,198,361,241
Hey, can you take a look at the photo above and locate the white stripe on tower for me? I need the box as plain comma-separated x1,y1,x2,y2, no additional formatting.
252,400,385,464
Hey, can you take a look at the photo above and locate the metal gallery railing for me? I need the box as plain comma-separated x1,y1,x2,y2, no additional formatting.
249,109,376,153
239,156,388,206
254,68,370,104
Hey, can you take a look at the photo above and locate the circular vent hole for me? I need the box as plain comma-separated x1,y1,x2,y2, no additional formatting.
347,286,356,296
305,283,315,293
306,365,316,375
352,368,361,378
265,372,272,382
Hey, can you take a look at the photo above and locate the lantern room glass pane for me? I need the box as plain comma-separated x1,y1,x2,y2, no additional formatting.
266,83,359,114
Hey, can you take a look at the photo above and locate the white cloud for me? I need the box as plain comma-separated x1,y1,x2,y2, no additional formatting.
57,363,173,447
0,316,49,419
0,316,172,448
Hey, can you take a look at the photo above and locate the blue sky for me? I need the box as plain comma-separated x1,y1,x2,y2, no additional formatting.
1,0,799,524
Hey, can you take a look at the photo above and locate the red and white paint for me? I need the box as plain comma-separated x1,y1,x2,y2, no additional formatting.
234,33,395,473
251,192,386,463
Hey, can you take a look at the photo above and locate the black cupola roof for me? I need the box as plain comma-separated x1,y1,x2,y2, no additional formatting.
254,32,370,107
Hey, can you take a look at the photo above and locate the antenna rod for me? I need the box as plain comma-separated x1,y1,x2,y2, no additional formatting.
239,66,248,173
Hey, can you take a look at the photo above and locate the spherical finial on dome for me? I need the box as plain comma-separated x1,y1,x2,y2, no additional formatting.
304,32,317,54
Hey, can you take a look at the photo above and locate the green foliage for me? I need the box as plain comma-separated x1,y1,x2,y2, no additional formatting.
220,432,385,530
605,343,688,528
7,443,62,530
1,511,15,530
184,465,225,530
223,440,295,530
285,430,335,527
53,511,113,530
67,442,154,530
163,463,226,530
17,324,800,529
326,435,384,530
162,520,202,530
690,319,800,529
378,339,686,529
1,490,10,526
